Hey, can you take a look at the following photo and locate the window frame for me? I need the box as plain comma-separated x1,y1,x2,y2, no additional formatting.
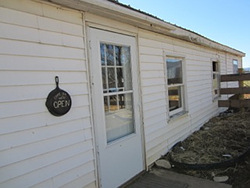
212,61,220,99
165,55,186,117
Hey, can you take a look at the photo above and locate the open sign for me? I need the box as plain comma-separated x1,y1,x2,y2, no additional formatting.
46,76,72,116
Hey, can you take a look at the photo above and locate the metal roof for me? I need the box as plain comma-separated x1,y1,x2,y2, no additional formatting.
47,0,245,56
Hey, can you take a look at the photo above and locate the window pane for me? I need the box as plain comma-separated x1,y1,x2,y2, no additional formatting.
117,68,124,88
115,46,122,66
104,96,109,112
167,59,182,84
233,60,238,73
100,43,105,65
106,44,114,65
122,47,132,90
105,93,135,143
168,86,182,111
107,67,116,90
121,47,130,66
213,73,219,96
213,61,218,72
109,95,118,111
102,67,107,92
100,43,135,143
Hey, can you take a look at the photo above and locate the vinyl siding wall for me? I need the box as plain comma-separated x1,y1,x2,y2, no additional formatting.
138,30,241,165
0,0,243,187
0,1,96,187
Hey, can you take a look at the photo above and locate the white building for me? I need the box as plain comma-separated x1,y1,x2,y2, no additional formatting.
0,0,245,187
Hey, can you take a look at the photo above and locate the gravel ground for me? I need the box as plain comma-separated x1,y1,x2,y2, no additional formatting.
165,109,250,188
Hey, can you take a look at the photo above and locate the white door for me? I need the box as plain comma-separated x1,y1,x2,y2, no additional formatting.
88,28,144,188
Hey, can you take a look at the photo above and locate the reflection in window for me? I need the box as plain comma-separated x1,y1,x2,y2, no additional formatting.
166,58,184,116
100,43,135,143
233,59,238,74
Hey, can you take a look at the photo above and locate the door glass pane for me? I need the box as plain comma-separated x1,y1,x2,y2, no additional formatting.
102,67,107,92
115,46,122,66
117,68,124,89
106,44,114,65
100,43,105,65
100,43,135,143
105,93,134,143
168,86,182,111
108,67,116,90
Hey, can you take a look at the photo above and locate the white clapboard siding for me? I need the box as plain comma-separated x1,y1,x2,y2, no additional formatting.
0,1,96,187
138,30,239,166
0,108,90,136
0,55,86,71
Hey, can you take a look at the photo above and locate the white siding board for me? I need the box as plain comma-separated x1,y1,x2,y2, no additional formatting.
143,92,166,103
140,54,163,63
143,106,167,120
143,99,167,111
0,7,83,36
0,151,94,188
138,28,241,167
0,40,85,59
142,85,165,95
143,113,167,128
0,2,96,187
52,162,95,188
59,171,96,188
0,71,87,86
141,78,165,87
140,46,163,56
139,37,162,48
1,83,88,103
0,118,91,151
140,62,164,71
0,96,89,119
0,141,93,182
0,109,90,136
144,120,166,136
0,7,39,29
140,70,165,79
0,0,82,25
0,130,90,168
0,55,86,71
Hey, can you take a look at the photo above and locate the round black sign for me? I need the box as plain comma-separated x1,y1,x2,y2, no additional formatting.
46,76,72,116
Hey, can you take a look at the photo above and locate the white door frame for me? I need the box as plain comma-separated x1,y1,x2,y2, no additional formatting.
87,26,145,188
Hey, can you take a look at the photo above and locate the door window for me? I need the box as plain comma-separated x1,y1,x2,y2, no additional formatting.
100,43,135,143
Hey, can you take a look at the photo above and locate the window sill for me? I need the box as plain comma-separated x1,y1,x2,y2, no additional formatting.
168,111,189,123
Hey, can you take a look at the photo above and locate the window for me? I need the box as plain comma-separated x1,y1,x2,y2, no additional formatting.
233,59,238,74
100,43,135,143
166,58,185,116
212,61,220,98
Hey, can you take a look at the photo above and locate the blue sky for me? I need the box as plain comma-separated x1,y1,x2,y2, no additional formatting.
119,0,250,68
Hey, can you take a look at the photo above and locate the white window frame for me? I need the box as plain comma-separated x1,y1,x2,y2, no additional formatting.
212,61,220,99
165,55,186,117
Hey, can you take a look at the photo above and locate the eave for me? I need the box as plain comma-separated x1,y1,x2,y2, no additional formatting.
45,0,245,57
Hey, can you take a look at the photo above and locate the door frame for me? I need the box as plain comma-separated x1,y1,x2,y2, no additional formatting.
86,25,146,187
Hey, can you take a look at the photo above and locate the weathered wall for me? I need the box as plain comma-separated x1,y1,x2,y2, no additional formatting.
0,0,96,187
138,30,241,165
0,0,243,187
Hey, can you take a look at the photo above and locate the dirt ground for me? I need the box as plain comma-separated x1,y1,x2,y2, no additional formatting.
165,109,250,188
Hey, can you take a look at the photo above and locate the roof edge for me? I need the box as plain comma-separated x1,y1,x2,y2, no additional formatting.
46,0,245,57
